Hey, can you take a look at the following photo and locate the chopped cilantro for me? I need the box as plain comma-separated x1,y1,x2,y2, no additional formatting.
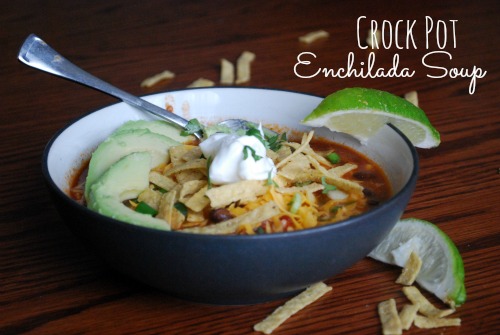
181,119,204,136
243,145,262,161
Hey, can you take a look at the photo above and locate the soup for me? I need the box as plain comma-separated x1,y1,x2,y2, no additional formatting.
70,121,391,235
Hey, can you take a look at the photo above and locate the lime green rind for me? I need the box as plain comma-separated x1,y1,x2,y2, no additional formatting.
368,218,466,307
302,87,441,146
430,219,467,306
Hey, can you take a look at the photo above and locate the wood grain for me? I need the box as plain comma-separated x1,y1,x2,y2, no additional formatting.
1,0,499,334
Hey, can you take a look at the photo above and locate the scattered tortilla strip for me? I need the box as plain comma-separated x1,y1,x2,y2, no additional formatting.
206,180,268,208
220,58,235,85
182,201,279,235
404,91,419,107
187,78,215,88
254,282,332,334
396,251,422,285
378,299,403,335
299,30,329,44
366,28,382,49
235,51,256,84
149,171,177,191
399,304,419,330
414,315,461,329
140,70,175,88
402,286,455,318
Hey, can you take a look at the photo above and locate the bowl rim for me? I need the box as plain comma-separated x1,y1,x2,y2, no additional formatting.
41,86,419,241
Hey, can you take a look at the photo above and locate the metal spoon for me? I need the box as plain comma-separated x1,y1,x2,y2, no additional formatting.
17,34,276,140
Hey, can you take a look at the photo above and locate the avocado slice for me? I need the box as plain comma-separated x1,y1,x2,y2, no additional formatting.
113,120,195,143
87,151,170,230
84,129,179,200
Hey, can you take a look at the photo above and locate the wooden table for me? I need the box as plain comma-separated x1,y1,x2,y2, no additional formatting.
2,1,499,334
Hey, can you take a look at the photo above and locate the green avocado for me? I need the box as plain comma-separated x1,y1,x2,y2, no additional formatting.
113,120,195,143
87,151,170,230
84,128,179,200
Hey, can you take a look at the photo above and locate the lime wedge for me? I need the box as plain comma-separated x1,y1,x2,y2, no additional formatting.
302,87,441,148
369,218,466,307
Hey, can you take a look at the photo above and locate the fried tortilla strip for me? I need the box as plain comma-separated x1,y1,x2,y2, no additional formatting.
187,78,215,88
366,28,381,49
140,70,175,88
179,180,207,203
183,185,210,212
175,170,207,184
404,90,419,107
205,180,268,208
220,58,235,85
254,282,332,334
329,163,357,177
276,182,323,194
156,189,185,230
149,171,177,191
378,299,402,335
298,30,329,44
276,131,314,169
164,158,207,176
414,315,461,328
235,51,256,84
169,145,197,166
137,188,162,210
181,146,203,162
285,141,332,167
306,155,363,193
182,201,279,235
278,153,312,180
396,251,422,285
402,286,455,318
399,304,419,330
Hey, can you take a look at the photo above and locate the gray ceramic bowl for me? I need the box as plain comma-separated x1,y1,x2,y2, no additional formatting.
43,87,418,305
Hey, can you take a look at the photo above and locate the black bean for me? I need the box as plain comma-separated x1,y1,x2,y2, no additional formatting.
363,188,374,197
209,208,234,223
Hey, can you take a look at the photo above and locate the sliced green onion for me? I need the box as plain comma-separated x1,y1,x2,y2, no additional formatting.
266,171,278,187
321,176,337,194
326,152,341,164
174,202,188,216
206,156,213,189
135,202,158,216
289,193,302,214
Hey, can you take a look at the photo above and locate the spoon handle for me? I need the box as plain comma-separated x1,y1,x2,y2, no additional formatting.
18,34,191,131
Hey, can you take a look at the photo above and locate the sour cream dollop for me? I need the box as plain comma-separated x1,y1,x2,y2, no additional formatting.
200,133,277,185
